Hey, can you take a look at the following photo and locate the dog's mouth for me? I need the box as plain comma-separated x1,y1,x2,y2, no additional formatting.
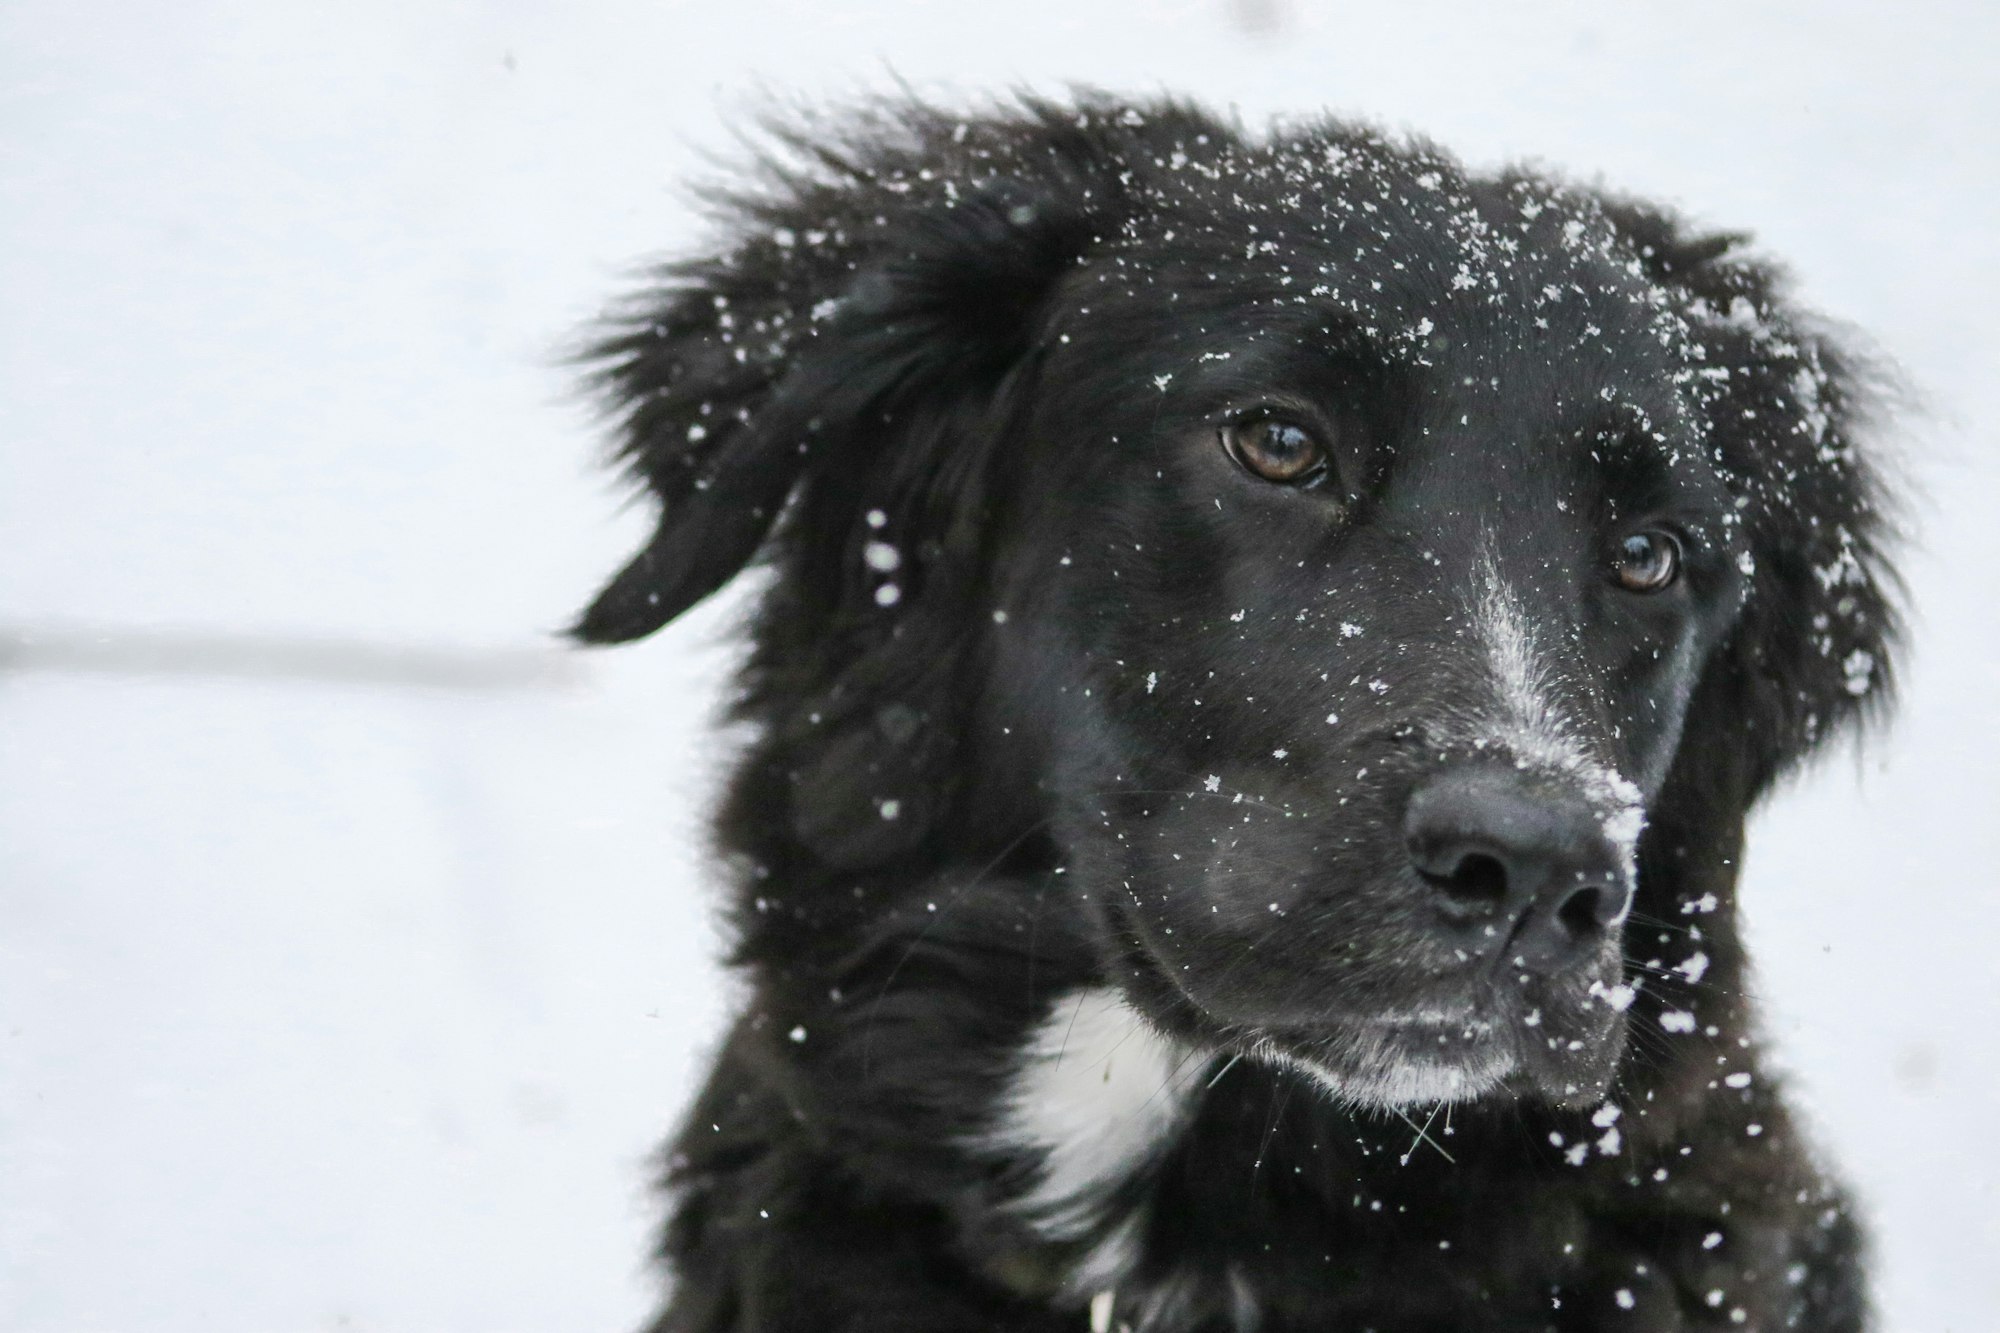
1254,1018,1521,1109
1240,1000,1552,1104
1108,906,1625,1111
1243,992,1621,1110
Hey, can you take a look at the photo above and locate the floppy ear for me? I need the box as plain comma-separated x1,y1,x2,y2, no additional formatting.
571,101,1122,644
572,98,1155,864
1606,204,1903,801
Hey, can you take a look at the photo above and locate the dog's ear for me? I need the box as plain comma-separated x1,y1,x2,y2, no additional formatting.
1607,204,1903,799
572,99,1163,866
571,102,1120,645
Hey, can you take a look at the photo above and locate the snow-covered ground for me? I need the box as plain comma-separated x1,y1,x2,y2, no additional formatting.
2,3,1993,1329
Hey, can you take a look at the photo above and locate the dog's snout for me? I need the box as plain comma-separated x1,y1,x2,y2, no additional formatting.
1404,768,1632,972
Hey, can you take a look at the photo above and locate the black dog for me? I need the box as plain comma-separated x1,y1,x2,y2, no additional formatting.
573,95,1899,1332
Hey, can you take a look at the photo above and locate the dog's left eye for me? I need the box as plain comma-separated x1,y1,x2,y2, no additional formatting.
1220,416,1329,486
1610,529,1682,593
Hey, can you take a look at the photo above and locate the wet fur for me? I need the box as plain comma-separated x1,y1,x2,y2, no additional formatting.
574,95,1899,1332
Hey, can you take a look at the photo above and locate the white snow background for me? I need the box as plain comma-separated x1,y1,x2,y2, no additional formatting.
2,3,1994,1329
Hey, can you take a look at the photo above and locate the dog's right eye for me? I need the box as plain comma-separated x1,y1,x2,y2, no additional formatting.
1610,528,1683,594
1220,415,1330,486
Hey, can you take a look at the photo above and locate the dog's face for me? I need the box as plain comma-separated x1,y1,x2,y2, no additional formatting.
576,103,1895,1117
984,178,1751,1108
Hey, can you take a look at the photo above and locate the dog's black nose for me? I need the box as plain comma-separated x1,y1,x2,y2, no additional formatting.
1404,768,1633,973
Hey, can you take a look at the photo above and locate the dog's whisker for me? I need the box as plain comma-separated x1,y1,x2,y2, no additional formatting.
1393,1101,1456,1166
1053,988,1089,1073
1251,1071,1297,1183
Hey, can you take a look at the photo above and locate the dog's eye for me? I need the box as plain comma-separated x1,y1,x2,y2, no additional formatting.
1220,416,1329,486
1611,529,1682,593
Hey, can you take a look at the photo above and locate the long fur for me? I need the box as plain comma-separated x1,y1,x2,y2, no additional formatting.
573,94,1899,1332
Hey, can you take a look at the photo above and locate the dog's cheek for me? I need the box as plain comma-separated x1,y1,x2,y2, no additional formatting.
1602,620,1715,798
1191,805,1430,962
1078,792,1444,1024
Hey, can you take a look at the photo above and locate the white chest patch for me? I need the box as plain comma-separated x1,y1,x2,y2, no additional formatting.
986,988,1198,1247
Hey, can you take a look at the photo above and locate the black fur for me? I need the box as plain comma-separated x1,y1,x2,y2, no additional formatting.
574,94,1899,1332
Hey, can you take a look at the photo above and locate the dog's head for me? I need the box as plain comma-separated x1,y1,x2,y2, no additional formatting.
577,98,1898,1111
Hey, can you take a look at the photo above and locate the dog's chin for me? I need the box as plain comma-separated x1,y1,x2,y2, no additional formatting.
1106,913,1626,1111
1252,1018,1521,1111
1239,1006,1627,1112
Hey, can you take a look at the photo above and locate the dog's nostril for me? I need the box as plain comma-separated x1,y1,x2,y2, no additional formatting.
1406,768,1634,973
1557,883,1609,937
1435,851,1509,910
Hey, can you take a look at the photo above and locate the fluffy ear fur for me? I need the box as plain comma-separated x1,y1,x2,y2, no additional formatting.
1603,202,1902,801
571,99,1180,865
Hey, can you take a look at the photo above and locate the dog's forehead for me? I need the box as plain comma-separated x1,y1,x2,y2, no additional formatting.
1075,139,1706,458
1108,137,1687,383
